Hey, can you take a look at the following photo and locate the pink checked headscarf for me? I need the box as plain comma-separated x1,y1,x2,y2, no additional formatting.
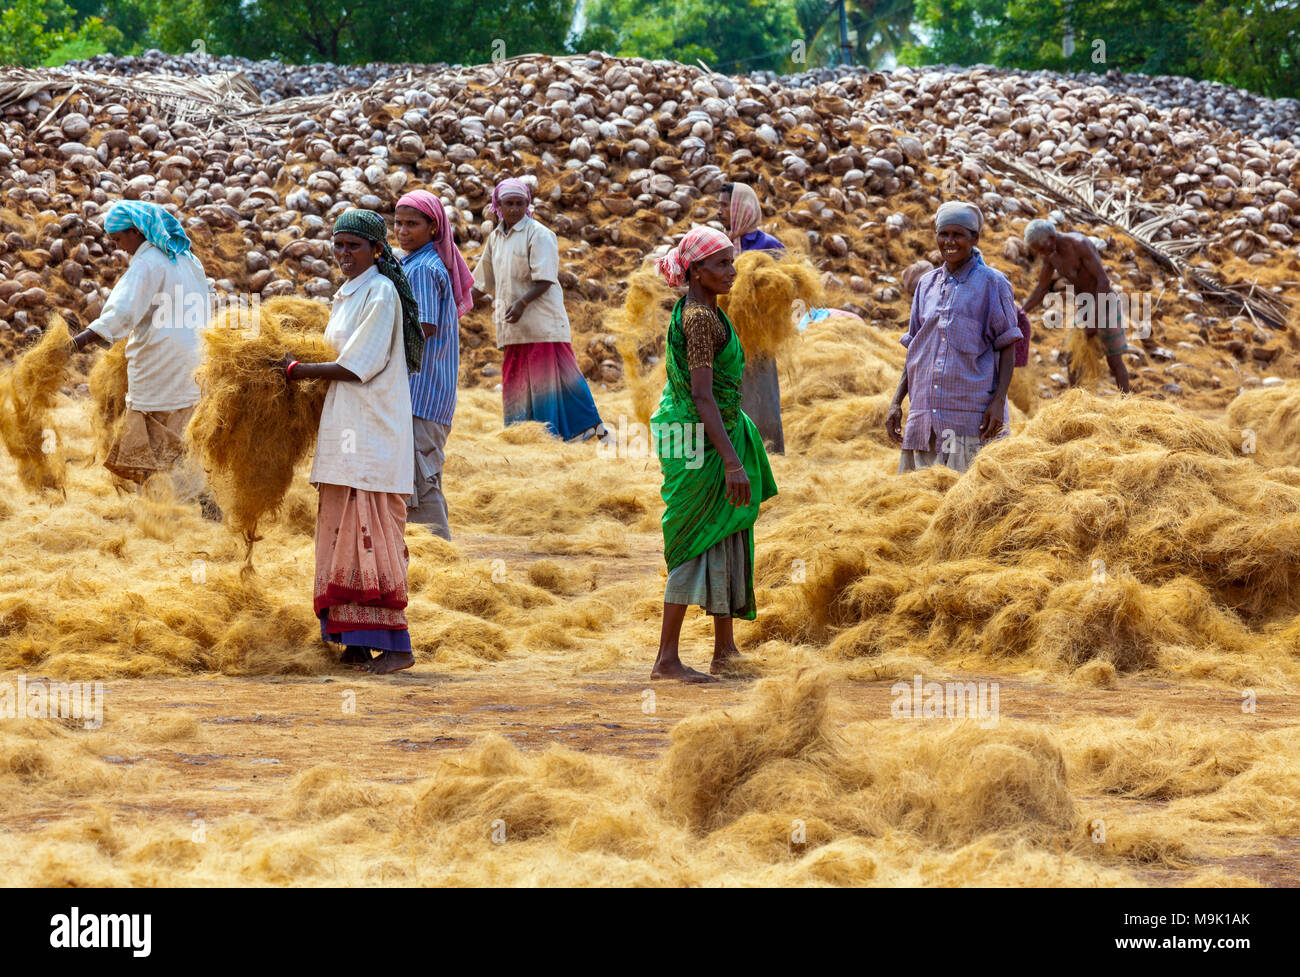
656,226,733,288
490,178,534,220
727,183,762,246
396,189,475,318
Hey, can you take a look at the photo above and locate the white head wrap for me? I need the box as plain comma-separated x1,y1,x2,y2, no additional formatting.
934,201,983,234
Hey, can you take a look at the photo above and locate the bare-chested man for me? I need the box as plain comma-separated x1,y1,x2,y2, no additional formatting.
1021,220,1131,393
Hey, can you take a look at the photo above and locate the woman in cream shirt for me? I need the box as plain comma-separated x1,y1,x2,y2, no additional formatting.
280,209,424,676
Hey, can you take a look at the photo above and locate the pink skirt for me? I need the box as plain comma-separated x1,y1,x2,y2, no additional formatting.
313,484,410,641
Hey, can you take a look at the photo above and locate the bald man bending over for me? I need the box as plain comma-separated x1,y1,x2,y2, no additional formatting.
1021,220,1130,394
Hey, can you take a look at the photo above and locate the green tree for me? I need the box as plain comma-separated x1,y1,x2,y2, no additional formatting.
1192,0,1300,99
181,0,576,64
585,0,803,72
901,0,1200,79
797,0,917,68
0,0,119,65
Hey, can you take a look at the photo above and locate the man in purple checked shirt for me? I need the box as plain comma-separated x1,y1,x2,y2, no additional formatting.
885,201,1021,474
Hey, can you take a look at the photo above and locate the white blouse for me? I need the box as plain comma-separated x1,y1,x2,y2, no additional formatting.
88,243,210,412
309,264,415,495
471,217,571,347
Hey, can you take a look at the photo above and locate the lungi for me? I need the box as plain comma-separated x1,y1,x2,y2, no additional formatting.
663,528,753,618
898,430,988,475
407,415,451,540
104,404,204,501
501,341,602,441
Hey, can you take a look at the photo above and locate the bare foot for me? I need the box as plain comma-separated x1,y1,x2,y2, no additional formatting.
366,651,414,675
339,647,371,665
651,659,719,683
712,642,741,662
710,653,754,676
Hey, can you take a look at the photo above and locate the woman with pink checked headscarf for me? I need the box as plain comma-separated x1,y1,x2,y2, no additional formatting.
470,177,607,442
649,226,777,684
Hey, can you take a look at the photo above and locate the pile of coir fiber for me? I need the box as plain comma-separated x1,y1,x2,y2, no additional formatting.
1225,380,1300,468
755,388,1300,684
187,301,335,554
0,319,73,492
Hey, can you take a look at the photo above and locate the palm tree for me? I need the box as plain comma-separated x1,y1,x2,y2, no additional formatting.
799,0,917,69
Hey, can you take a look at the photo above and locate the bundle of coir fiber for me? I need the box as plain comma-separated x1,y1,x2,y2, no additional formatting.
718,249,824,360
0,318,73,492
186,303,336,556
261,296,331,334
87,341,127,465
608,265,675,427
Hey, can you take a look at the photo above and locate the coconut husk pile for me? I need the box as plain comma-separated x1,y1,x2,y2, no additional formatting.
0,53,1296,410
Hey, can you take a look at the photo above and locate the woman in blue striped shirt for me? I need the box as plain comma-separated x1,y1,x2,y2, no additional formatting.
393,190,466,540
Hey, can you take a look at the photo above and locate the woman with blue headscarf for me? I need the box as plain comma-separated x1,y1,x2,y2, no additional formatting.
71,200,214,511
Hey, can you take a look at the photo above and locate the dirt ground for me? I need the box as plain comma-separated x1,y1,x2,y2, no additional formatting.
4,524,1299,886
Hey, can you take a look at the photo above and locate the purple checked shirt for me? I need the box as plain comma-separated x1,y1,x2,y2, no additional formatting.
900,250,1021,449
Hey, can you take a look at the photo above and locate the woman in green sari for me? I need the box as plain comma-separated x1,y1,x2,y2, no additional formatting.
650,226,778,683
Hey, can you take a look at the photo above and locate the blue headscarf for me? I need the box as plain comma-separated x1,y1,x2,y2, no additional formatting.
103,201,193,261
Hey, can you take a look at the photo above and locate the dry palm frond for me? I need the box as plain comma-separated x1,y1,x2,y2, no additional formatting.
0,69,262,128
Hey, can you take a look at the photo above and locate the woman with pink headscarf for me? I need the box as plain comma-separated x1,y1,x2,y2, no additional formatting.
649,226,778,684
721,182,784,252
470,178,606,442
393,189,468,538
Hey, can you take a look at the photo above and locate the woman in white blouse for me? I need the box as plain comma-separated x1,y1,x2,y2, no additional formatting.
70,201,213,510
279,209,425,675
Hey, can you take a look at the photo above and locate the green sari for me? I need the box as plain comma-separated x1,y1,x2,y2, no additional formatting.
652,297,777,620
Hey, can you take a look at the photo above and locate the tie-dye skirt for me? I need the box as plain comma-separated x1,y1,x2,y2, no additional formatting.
314,483,411,653
501,341,602,440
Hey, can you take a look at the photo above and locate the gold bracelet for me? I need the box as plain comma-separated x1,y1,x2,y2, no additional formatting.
725,464,744,474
